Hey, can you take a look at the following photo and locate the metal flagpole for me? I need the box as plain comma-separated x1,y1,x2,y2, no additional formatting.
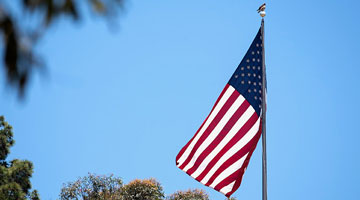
259,4,267,200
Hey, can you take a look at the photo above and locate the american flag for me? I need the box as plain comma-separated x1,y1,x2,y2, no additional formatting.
176,27,265,197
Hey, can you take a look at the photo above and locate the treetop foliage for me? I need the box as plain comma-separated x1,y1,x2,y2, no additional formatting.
60,173,123,200
0,115,14,161
59,173,237,200
120,178,164,200
166,189,209,200
0,116,39,200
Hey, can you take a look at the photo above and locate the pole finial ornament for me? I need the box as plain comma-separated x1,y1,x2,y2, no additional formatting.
257,3,266,17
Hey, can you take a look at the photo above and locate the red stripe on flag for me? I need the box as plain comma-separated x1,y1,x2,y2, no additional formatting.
185,100,250,175
176,84,230,164
224,122,262,197
206,121,262,187
213,157,250,193
178,90,240,170
194,110,259,182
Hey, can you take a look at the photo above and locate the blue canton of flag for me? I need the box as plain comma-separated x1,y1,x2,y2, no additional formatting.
229,29,264,116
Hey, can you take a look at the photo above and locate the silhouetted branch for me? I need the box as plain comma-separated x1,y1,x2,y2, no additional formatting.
0,0,125,98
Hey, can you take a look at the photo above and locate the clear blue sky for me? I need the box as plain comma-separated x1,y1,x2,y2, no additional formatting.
1,0,360,199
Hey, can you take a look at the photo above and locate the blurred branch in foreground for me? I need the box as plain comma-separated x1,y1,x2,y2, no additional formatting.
0,0,125,98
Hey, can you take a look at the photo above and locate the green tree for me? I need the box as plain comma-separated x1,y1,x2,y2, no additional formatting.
59,173,123,200
0,0,125,97
0,116,39,200
167,189,209,200
59,174,240,200
120,178,165,200
60,175,164,200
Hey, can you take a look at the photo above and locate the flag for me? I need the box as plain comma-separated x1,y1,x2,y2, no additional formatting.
176,27,265,197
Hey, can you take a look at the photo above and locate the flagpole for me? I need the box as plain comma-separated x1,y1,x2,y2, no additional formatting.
260,10,267,200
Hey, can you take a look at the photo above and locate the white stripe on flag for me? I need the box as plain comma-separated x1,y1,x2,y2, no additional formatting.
219,181,236,195
182,94,245,171
176,86,235,167
190,104,254,178
210,153,249,188
200,117,261,184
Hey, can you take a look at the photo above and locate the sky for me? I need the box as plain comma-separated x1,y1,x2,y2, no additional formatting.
1,0,360,199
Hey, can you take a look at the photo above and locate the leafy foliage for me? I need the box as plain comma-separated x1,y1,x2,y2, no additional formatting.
0,116,39,200
120,178,165,200
59,174,239,200
29,190,40,200
0,0,125,97
166,189,209,200
60,173,123,200
60,175,167,200
0,116,14,161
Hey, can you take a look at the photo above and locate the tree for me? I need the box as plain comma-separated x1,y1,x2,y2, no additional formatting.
59,174,239,200
59,173,123,200
120,178,165,200
166,189,237,200
0,0,125,97
0,116,39,200
60,175,165,200
167,189,209,200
